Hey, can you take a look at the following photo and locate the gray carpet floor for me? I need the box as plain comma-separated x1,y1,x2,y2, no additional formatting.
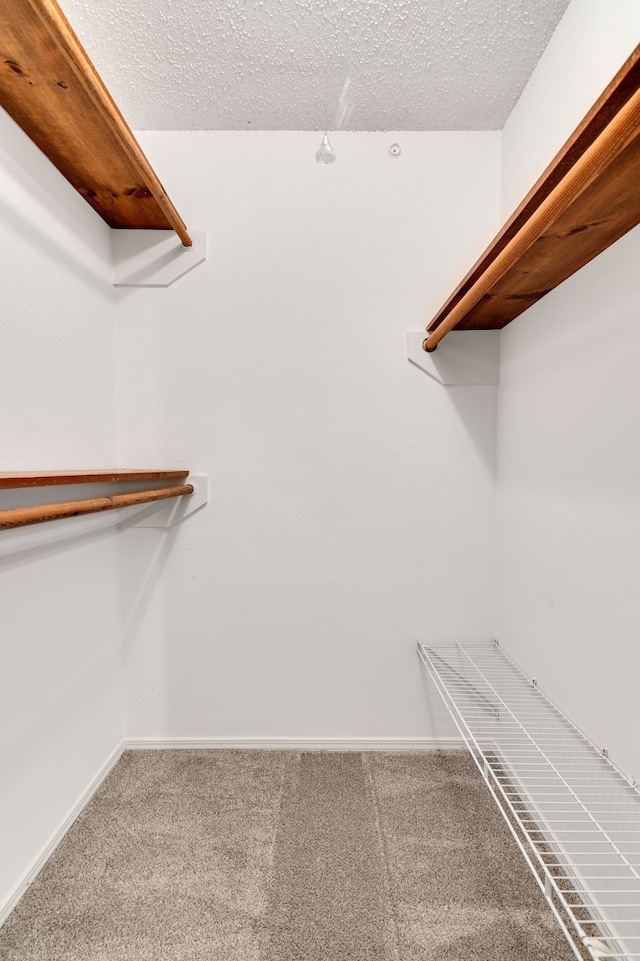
0,750,576,960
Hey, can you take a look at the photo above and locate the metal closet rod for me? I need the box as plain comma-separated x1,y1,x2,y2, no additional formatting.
0,485,193,530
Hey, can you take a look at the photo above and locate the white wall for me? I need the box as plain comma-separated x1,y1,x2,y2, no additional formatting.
497,0,640,778
0,110,121,913
117,131,501,740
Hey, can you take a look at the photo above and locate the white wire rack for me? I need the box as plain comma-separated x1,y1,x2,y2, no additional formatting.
418,640,640,961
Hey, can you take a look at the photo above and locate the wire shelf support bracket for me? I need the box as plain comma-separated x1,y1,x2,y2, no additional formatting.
417,639,640,961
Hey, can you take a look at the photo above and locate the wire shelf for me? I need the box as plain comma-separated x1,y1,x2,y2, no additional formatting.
418,640,640,961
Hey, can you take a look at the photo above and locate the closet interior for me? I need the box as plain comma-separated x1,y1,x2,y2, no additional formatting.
1,1,639,960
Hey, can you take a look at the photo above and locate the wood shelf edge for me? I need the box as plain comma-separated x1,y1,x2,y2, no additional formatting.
427,44,640,337
0,470,190,489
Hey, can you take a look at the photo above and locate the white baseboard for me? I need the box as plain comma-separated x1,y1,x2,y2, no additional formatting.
0,740,124,927
124,736,464,751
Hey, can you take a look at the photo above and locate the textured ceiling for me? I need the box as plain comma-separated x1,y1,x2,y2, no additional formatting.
61,0,571,131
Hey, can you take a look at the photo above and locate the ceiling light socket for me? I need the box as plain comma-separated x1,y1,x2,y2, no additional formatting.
316,133,336,165
389,143,401,158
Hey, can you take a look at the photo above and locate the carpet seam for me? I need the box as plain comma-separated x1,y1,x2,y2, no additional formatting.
259,750,299,959
361,753,402,961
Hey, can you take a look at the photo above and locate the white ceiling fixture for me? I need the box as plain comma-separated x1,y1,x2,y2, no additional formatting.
316,134,336,164
60,0,571,131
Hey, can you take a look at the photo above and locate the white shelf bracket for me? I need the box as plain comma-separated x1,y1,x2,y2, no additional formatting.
117,474,208,530
112,230,207,287
407,330,500,385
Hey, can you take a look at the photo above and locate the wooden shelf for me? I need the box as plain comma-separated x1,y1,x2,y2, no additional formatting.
0,470,190,490
0,0,191,245
426,45,640,345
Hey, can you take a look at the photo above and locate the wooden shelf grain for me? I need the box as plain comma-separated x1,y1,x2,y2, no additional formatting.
0,470,190,490
426,45,640,345
0,0,191,245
